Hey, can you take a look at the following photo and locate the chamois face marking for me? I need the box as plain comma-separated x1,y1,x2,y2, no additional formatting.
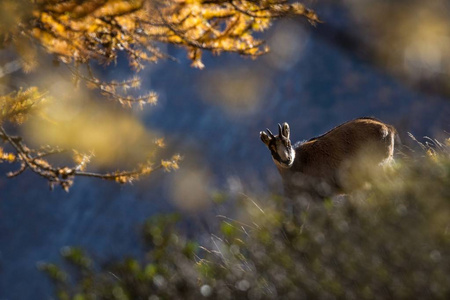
260,122,295,168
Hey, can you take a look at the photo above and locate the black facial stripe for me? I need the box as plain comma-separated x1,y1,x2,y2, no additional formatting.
267,136,294,165
268,139,277,147
271,149,292,165
271,150,281,161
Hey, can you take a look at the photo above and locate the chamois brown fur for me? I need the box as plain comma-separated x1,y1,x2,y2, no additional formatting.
260,117,397,199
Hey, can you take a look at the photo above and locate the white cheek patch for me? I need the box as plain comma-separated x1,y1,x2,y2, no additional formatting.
275,141,291,160
274,142,295,167
290,148,296,161
278,148,289,161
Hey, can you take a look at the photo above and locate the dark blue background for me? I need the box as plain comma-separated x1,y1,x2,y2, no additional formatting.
1,7,449,299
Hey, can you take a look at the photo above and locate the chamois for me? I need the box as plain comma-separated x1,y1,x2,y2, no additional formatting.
260,117,397,199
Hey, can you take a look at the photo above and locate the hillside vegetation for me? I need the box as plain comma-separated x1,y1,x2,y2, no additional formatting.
41,137,450,299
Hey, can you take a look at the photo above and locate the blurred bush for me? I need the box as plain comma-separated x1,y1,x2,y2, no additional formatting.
40,138,450,299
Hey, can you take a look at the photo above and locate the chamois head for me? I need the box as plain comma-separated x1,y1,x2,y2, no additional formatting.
260,122,295,168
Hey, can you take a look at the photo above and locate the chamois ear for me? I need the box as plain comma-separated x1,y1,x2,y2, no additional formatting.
260,131,271,146
281,122,290,139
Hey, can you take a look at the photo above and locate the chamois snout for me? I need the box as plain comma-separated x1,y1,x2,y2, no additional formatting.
260,122,296,168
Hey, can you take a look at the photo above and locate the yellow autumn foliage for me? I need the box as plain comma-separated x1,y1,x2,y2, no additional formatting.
0,0,317,190
4,0,318,70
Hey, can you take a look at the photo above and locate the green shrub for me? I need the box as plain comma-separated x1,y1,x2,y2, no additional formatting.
41,139,450,299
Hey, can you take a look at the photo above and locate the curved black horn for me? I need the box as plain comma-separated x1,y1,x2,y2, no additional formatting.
278,123,282,136
266,128,275,138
